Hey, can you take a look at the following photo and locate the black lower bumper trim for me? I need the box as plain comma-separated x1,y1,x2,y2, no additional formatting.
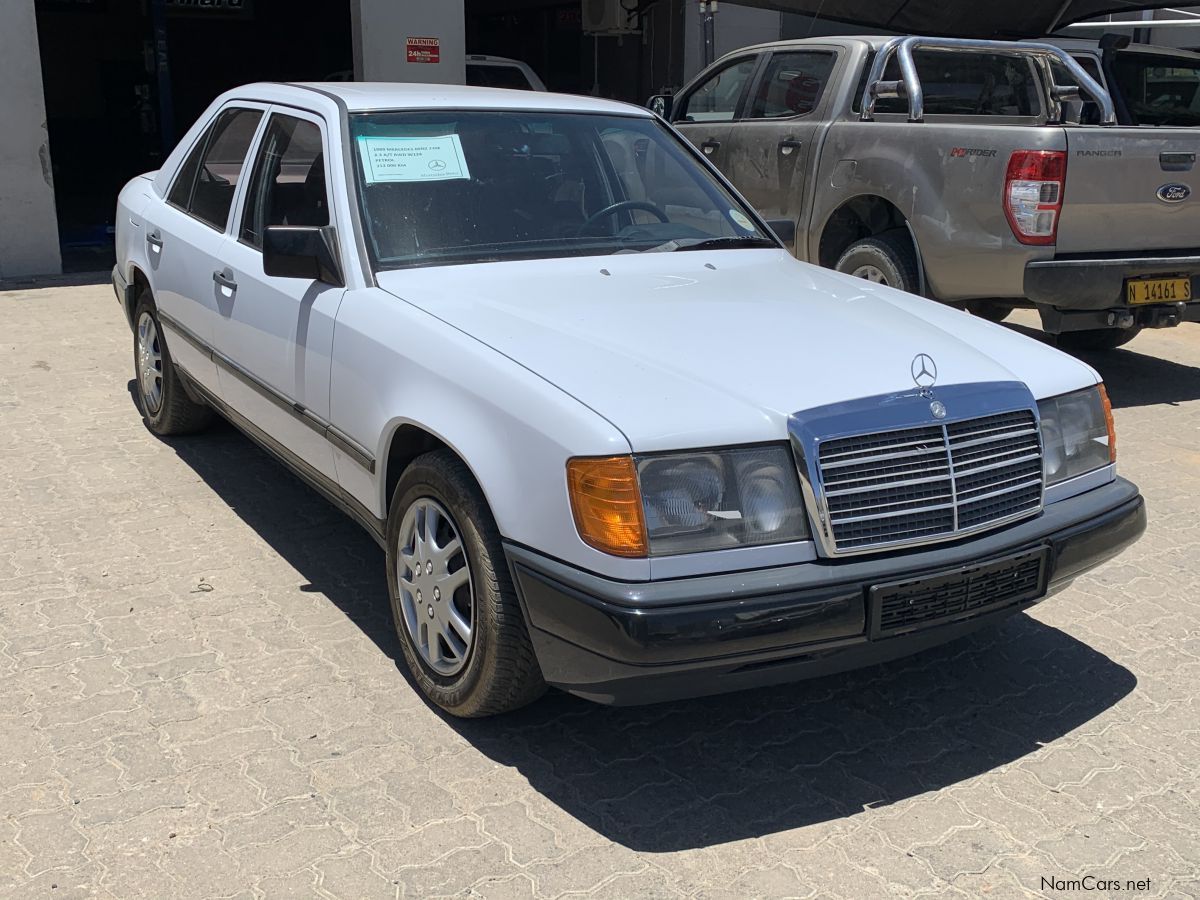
507,479,1145,705
1025,255,1200,311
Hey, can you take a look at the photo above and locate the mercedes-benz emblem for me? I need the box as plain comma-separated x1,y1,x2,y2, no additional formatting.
911,353,938,390
930,400,947,419
428,159,448,171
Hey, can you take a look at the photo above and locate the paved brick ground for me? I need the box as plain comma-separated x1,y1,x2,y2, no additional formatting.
1,281,1198,899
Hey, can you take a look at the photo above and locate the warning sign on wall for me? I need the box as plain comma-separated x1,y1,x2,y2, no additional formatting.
406,37,440,64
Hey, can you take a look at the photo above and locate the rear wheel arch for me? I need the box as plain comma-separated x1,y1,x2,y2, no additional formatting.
129,265,152,320
817,195,914,270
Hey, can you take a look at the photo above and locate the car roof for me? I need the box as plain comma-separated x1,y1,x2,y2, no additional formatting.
272,81,647,116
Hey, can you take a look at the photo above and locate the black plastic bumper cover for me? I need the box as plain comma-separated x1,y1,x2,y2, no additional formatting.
1025,255,1200,312
506,478,1145,705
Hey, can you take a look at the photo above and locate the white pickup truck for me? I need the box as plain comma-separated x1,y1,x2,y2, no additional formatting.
114,82,1145,715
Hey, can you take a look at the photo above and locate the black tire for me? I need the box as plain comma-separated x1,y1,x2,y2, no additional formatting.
834,231,921,294
385,450,545,717
1056,326,1143,352
966,301,1016,323
132,293,213,436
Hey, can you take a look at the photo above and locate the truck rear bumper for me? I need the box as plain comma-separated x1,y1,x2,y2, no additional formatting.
1025,254,1200,311
506,478,1145,706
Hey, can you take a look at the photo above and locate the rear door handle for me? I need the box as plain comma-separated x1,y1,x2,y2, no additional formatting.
779,138,803,155
146,230,164,250
700,139,721,155
212,269,238,293
1160,151,1195,172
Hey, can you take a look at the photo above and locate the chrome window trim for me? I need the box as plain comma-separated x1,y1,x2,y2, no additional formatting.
1044,463,1116,505
789,382,1045,558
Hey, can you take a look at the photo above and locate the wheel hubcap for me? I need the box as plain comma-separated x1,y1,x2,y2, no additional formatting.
851,264,889,285
396,498,474,676
136,312,164,413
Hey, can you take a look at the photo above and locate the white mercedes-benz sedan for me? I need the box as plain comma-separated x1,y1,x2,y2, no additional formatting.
113,82,1145,716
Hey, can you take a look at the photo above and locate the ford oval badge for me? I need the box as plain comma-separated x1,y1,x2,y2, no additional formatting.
1157,183,1191,203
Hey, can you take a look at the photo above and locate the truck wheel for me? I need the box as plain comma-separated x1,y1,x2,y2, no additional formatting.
835,231,920,294
386,450,545,717
1057,326,1142,352
966,301,1015,323
133,294,213,436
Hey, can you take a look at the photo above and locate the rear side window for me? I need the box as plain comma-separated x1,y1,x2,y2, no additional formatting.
866,51,1042,117
169,107,263,230
1112,53,1200,126
747,51,836,119
240,114,329,249
466,64,534,91
677,57,758,123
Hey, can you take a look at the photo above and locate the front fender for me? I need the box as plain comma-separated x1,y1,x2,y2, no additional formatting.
329,287,649,581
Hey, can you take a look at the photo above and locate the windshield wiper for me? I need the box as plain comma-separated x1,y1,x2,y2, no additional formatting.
644,236,779,253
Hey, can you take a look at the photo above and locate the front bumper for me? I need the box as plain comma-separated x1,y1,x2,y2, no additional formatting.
1025,254,1200,323
506,478,1145,705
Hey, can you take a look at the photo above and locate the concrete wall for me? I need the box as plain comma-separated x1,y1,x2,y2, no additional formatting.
682,2,782,82
352,0,466,83
0,0,61,278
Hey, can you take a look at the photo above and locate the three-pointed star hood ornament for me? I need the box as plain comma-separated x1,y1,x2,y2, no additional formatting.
911,353,946,417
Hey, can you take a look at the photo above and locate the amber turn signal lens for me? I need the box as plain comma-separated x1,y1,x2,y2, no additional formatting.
566,456,647,558
1098,383,1116,462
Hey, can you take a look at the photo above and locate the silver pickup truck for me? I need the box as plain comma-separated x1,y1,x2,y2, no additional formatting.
651,35,1200,351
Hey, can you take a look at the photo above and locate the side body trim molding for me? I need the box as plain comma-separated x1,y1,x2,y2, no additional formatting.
174,365,387,547
157,309,376,474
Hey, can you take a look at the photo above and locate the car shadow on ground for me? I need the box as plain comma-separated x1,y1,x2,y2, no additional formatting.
151,389,1137,853
1002,321,1200,409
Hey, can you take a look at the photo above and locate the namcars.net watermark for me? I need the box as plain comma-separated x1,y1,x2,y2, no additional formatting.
1041,876,1153,893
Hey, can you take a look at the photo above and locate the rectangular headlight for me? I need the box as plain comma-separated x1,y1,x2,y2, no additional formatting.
1038,385,1115,487
636,445,810,556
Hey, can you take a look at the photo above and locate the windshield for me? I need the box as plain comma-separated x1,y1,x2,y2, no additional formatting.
1113,52,1200,126
349,110,775,270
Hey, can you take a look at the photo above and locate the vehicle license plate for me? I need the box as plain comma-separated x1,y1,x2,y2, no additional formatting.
1125,277,1192,305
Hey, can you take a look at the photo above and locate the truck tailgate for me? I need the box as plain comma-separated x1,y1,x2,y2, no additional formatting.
1057,129,1200,254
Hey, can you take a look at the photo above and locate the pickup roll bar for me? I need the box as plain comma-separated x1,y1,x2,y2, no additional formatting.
859,36,1117,126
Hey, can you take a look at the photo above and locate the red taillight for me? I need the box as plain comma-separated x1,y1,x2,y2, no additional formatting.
1004,150,1067,246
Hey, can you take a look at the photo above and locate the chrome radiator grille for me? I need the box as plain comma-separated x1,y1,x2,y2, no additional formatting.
817,410,1043,553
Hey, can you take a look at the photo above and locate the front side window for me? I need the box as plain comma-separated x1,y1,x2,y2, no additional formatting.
240,114,330,249
748,51,836,119
169,107,263,230
678,57,758,122
350,110,776,270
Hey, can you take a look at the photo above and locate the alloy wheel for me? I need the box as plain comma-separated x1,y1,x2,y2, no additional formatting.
136,312,164,413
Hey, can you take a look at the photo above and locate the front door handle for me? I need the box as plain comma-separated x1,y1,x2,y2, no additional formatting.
146,230,164,250
779,138,802,155
212,269,238,293
700,139,721,155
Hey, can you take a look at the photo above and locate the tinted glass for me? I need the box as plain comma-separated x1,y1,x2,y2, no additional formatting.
240,114,329,249
748,51,835,119
870,51,1042,117
1113,52,1200,126
167,130,208,209
466,64,534,90
350,110,774,270
678,58,757,122
189,108,263,230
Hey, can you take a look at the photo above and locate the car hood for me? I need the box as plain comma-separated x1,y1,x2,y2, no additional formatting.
726,1,1181,40
376,250,1097,451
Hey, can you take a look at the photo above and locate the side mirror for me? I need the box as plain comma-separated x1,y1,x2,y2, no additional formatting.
647,94,674,120
263,225,344,286
764,217,796,245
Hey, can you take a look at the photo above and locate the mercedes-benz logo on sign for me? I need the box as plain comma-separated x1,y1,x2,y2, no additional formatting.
911,353,938,390
428,159,448,171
